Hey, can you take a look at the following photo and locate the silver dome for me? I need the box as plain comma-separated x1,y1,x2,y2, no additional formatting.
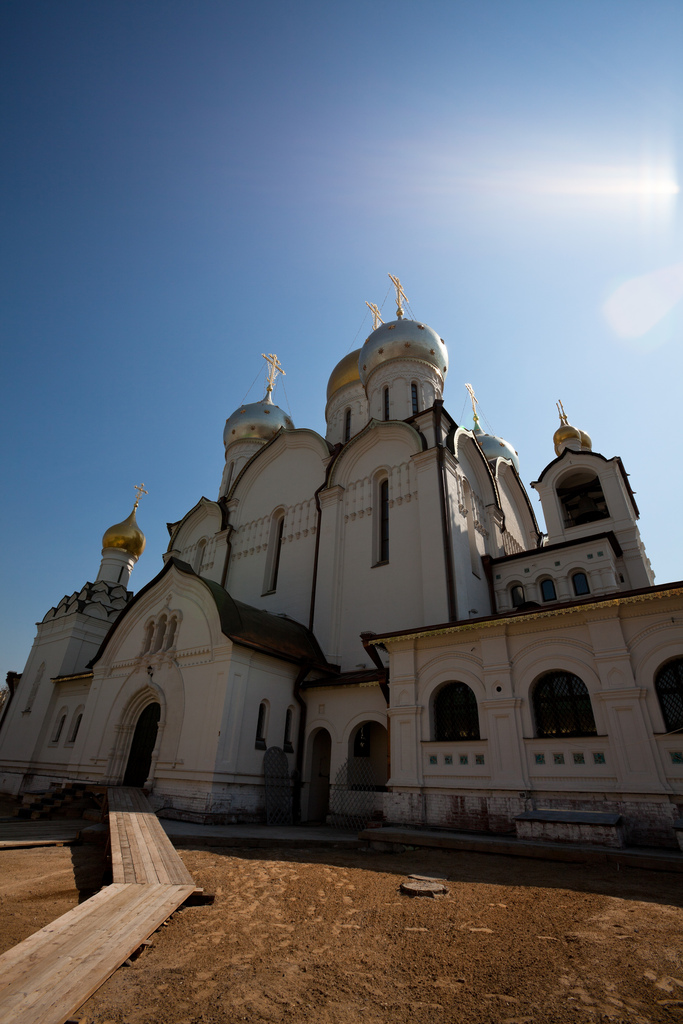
473,425,520,474
358,318,448,386
224,399,294,448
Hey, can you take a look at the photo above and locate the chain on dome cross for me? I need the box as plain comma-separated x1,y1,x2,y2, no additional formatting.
365,301,384,330
388,274,408,319
464,383,480,427
133,483,148,508
262,352,285,398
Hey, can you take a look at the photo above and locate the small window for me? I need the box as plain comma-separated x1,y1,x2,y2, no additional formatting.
264,513,285,593
143,621,155,655
411,382,419,415
165,616,177,649
572,572,590,596
52,714,66,743
344,408,351,442
511,585,525,608
283,708,294,752
379,479,389,563
255,702,268,750
153,615,167,653
68,713,83,744
353,723,372,757
533,672,597,737
540,579,557,602
193,538,206,574
655,658,683,732
434,682,480,741
383,387,390,421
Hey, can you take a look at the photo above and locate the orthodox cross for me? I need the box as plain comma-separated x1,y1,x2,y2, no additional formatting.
365,301,384,330
133,483,148,509
556,399,568,424
262,352,285,399
464,383,480,428
388,274,408,319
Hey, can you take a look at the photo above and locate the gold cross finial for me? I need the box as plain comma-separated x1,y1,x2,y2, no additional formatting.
464,383,480,427
388,274,408,319
365,301,384,330
557,399,568,425
133,483,148,509
261,353,285,402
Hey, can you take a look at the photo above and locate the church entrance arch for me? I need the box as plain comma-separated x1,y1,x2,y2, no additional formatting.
306,728,331,822
123,702,161,787
348,721,388,787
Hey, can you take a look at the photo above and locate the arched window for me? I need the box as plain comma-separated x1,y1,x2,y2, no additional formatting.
533,672,597,737
378,478,389,563
433,682,480,741
655,658,683,732
344,408,351,442
143,621,155,655
193,538,206,574
540,578,557,602
52,713,67,743
510,584,525,608
283,707,294,752
153,615,167,653
557,471,609,528
255,701,268,750
225,460,235,492
264,513,285,593
572,572,590,596
68,713,83,744
411,382,419,415
165,616,178,649
383,387,390,421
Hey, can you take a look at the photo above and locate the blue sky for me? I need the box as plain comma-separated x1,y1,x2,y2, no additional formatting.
2,0,682,686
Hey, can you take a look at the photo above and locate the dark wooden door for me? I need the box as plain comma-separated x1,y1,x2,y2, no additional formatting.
123,702,160,787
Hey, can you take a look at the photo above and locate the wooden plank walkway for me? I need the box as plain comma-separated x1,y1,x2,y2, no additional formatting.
0,820,90,849
0,788,197,1024
108,788,194,885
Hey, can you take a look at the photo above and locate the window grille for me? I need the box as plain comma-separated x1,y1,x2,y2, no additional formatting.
353,723,371,756
434,682,480,741
411,382,419,415
540,579,556,602
572,572,590,596
655,659,683,732
533,672,597,737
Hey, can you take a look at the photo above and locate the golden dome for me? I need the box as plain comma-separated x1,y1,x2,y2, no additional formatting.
553,400,590,457
102,504,146,558
326,349,362,402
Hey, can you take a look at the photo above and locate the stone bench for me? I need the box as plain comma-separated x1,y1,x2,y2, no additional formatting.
515,809,626,848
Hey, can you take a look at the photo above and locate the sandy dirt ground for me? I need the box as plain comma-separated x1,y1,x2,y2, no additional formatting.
1,840,682,1024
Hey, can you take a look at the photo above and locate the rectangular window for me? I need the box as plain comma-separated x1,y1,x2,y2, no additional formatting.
411,382,419,415
383,387,390,421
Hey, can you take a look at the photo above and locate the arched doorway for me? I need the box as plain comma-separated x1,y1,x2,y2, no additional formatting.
306,728,331,822
123,702,160,787
349,721,388,787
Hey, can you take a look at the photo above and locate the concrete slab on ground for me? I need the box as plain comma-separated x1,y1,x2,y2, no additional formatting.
159,820,360,848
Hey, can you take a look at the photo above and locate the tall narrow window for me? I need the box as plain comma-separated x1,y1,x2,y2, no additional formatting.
411,382,419,415
68,713,83,744
540,579,557,602
52,713,66,743
379,479,389,562
264,512,286,594
510,584,525,608
655,659,683,732
344,408,351,442
143,622,155,655
383,387,390,421
572,572,590,596
271,518,284,591
255,701,268,749
165,616,178,649
193,538,206,574
153,615,167,653
283,708,294,752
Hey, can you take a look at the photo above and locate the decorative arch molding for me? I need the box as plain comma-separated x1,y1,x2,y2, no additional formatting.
328,419,423,489
519,659,603,737
229,427,331,507
419,662,487,707
511,635,594,663
167,497,226,554
628,621,683,663
629,641,683,732
452,428,500,508
340,710,388,749
102,678,171,787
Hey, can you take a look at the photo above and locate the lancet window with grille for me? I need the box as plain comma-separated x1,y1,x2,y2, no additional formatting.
433,682,480,741
655,659,683,732
533,671,597,737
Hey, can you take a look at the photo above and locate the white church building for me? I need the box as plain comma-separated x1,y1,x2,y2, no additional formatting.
1,282,682,848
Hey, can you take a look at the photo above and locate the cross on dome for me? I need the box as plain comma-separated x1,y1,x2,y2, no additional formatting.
388,274,408,319
365,301,384,330
261,353,285,402
133,483,148,509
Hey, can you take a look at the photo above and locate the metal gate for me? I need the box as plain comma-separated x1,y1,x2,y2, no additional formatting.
264,746,293,825
329,756,380,832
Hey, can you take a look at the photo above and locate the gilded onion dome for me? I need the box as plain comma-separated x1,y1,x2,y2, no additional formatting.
102,504,146,558
553,401,591,457
473,424,520,474
223,396,294,449
358,318,448,386
327,349,362,402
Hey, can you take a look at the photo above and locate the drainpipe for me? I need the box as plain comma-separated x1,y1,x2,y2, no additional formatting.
308,444,343,633
292,663,310,825
361,632,391,787
434,401,457,621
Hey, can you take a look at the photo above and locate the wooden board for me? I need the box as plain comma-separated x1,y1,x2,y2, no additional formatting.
107,788,194,886
0,882,194,1024
0,821,89,849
